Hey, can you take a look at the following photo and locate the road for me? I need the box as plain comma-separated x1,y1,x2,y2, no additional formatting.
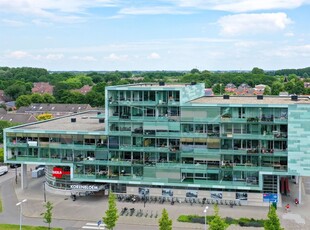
1,167,310,230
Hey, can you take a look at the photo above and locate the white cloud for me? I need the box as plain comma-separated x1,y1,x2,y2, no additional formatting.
171,0,310,12
271,44,310,57
2,19,26,27
211,0,308,13
284,32,295,37
71,56,97,61
45,54,64,60
119,6,192,15
218,13,293,36
147,52,161,59
105,53,128,61
0,0,116,23
8,50,29,59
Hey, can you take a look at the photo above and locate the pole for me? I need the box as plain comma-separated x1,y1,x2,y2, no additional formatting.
143,193,146,208
16,199,27,230
19,205,23,230
15,166,17,184
204,206,208,230
43,181,46,202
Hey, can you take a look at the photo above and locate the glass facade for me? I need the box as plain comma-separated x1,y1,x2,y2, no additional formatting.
4,83,310,198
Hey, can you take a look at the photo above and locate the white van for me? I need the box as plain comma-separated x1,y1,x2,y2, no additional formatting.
0,166,8,176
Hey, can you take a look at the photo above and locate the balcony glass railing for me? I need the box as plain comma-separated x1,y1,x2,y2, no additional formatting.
6,142,28,148
119,145,169,152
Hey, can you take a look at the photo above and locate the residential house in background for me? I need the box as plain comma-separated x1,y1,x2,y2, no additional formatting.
204,88,214,96
0,113,37,124
16,103,93,117
32,82,54,95
235,83,255,96
72,85,93,95
254,84,266,95
225,83,236,93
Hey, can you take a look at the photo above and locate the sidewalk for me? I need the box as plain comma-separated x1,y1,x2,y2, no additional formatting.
14,173,310,230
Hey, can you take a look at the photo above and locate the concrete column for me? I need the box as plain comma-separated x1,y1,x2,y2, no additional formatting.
21,164,28,189
299,176,302,204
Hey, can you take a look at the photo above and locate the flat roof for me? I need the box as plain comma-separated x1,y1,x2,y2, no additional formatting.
11,111,105,133
107,83,202,89
190,96,310,105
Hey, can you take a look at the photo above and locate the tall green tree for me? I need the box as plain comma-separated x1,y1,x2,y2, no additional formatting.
159,208,172,230
103,191,119,230
15,95,32,108
252,67,264,75
208,204,228,230
42,201,53,230
31,93,45,103
212,83,224,95
264,205,283,230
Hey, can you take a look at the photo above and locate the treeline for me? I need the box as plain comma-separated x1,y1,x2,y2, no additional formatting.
1,66,310,109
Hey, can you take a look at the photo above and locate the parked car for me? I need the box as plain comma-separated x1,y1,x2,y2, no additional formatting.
0,166,8,176
35,165,45,170
10,164,21,168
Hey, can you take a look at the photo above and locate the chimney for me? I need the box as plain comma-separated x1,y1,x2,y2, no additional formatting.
223,95,230,99
71,118,76,123
257,95,263,100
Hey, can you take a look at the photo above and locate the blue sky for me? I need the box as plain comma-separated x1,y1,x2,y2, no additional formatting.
0,0,310,71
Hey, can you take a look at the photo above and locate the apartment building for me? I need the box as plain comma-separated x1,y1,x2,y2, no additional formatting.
4,83,310,205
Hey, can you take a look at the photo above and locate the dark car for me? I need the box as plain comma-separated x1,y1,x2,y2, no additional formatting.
10,164,21,168
35,165,45,170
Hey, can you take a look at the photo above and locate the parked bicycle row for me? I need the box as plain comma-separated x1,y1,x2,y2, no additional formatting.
116,194,242,207
120,207,159,218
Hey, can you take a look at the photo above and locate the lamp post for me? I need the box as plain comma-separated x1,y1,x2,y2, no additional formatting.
16,199,27,230
43,181,46,202
204,206,209,230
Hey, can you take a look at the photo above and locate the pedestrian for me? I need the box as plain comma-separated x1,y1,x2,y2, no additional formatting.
285,203,290,212
295,198,299,206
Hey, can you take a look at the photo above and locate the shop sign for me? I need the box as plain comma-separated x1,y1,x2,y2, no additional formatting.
52,167,70,178
70,184,99,191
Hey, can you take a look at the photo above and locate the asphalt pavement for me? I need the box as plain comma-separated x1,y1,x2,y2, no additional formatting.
1,167,310,230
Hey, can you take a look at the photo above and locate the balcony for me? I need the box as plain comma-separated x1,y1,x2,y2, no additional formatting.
119,145,170,152
6,142,28,148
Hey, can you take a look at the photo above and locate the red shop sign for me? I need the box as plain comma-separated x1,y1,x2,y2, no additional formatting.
52,167,70,178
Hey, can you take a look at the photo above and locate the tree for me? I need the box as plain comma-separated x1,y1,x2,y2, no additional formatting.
159,208,172,230
103,191,119,230
37,113,53,121
0,120,19,142
263,85,271,95
212,83,224,95
4,83,31,100
252,67,264,75
41,201,53,230
208,204,228,230
31,93,45,103
0,148,4,162
271,81,284,95
43,93,56,103
264,205,283,230
15,95,32,108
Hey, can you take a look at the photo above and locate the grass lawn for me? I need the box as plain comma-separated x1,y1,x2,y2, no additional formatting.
0,224,62,230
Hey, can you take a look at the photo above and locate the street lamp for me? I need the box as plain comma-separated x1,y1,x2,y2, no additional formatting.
16,199,27,230
43,181,46,202
204,206,209,230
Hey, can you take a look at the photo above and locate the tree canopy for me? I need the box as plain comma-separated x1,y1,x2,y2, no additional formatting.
103,191,119,230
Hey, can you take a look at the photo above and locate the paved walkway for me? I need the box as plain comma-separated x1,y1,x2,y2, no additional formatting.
2,168,310,230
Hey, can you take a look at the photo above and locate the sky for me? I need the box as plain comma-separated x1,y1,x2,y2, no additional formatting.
0,0,310,71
